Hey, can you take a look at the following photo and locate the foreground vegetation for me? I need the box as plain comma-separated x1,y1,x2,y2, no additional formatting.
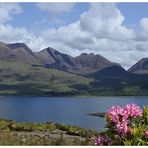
0,119,97,145
95,104,148,146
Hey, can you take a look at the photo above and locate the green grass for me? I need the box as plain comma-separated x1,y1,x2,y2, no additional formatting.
1,60,148,96
0,60,93,95
0,119,97,145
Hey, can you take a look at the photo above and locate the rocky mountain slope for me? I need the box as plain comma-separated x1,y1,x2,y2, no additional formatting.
35,47,119,74
128,58,148,74
0,41,119,74
0,42,39,65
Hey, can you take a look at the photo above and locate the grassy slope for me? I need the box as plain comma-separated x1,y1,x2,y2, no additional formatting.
0,60,93,95
0,119,97,145
1,60,148,96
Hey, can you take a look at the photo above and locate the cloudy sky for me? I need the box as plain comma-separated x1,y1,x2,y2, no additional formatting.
0,2,148,69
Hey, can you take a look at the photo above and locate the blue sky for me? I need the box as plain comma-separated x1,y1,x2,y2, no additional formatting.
117,3,148,30
1,2,148,69
9,3,90,31
7,3,148,31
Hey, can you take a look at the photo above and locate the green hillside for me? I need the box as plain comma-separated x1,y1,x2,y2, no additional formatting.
0,60,93,95
1,60,148,96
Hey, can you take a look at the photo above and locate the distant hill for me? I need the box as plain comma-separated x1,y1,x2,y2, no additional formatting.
128,58,148,74
0,60,92,95
87,65,148,96
90,65,127,78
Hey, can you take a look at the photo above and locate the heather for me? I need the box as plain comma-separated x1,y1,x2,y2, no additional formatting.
95,104,148,146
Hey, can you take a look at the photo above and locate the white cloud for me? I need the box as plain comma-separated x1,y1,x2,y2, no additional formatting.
137,18,148,41
36,3,76,15
140,18,148,33
0,3,22,23
80,3,136,40
0,24,47,51
41,21,95,55
0,3,47,51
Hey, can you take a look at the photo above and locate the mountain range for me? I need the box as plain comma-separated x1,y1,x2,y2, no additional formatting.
0,41,120,74
0,41,148,96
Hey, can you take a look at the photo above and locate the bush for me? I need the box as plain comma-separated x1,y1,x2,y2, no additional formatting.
95,104,148,146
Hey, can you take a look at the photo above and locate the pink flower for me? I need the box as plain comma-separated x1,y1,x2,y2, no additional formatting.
106,106,128,124
106,104,142,124
95,135,112,145
106,103,142,136
145,129,148,137
116,120,131,135
95,136,104,145
124,103,143,118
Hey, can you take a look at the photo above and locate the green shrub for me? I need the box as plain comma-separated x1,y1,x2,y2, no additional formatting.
95,104,148,146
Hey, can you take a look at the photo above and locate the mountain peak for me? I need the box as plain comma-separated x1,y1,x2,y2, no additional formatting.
75,52,119,72
80,53,95,56
41,47,62,56
46,47,57,52
7,43,31,51
0,42,39,65
0,41,6,45
7,42,27,48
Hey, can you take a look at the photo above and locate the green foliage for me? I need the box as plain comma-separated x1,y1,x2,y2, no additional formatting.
55,123,97,137
0,119,96,145
0,60,93,95
96,106,148,146
142,106,148,125
1,60,148,96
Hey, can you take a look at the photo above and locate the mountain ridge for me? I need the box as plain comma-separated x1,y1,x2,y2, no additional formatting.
0,41,120,74
128,58,148,74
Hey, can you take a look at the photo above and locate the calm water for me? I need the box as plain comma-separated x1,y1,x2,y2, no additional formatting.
0,96,147,131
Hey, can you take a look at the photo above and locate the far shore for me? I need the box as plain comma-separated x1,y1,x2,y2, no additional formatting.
0,94,148,98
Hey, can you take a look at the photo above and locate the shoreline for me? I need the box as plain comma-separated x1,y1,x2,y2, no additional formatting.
0,94,148,98
0,118,98,145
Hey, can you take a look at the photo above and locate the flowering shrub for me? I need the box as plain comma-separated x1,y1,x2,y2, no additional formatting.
95,104,148,146
95,134,112,145
145,129,148,137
